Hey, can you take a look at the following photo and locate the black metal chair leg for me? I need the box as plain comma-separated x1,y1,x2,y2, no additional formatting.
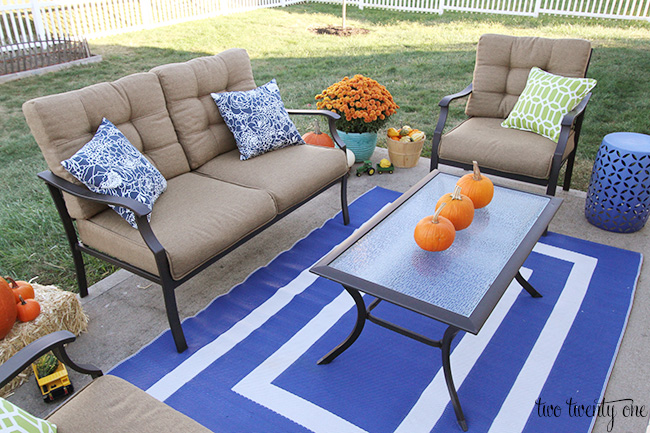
441,326,467,432
161,284,188,352
340,175,350,225
515,271,543,298
318,286,365,365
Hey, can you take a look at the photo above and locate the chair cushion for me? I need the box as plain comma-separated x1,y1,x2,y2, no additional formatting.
439,117,575,180
76,172,276,280
0,397,57,433
211,79,305,160
22,72,190,221
61,118,167,228
196,145,348,213
501,67,596,142
151,49,257,169
47,375,211,433
466,34,592,119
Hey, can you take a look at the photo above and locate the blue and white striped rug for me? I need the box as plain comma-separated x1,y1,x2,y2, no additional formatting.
111,187,642,433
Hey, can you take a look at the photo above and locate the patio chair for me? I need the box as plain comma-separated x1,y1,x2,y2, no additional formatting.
430,34,594,196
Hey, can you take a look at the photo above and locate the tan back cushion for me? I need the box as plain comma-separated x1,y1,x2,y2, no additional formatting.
23,72,190,220
151,49,257,169
466,34,592,118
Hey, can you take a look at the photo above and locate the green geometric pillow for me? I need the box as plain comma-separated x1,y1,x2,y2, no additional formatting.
501,67,597,142
0,398,57,433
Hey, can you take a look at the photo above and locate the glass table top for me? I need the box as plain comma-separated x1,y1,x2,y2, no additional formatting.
329,172,552,318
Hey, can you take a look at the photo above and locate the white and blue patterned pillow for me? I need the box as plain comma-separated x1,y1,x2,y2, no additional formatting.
211,79,305,160
61,118,167,229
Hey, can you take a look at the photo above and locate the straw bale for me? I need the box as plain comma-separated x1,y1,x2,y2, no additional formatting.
0,283,88,397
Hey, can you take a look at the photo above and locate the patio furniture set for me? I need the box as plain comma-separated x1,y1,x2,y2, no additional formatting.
7,33,639,432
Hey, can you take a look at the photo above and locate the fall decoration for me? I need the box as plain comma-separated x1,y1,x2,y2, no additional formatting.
302,121,335,147
6,277,35,303
388,125,426,143
35,352,59,378
456,161,494,209
0,277,17,339
315,75,399,134
16,295,40,322
435,185,475,230
414,203,456,252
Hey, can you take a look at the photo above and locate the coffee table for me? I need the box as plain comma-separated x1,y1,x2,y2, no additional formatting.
310,170,562,431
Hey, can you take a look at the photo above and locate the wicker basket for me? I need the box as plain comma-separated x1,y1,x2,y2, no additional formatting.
387,138,425,168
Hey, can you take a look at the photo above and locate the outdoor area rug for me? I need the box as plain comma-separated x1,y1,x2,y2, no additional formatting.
110,187,642,433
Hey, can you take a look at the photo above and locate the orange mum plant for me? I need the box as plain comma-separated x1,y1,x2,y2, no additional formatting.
315,75,399,134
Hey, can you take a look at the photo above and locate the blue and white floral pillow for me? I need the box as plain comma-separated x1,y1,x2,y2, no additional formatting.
211,79,305,160
61,118,167,229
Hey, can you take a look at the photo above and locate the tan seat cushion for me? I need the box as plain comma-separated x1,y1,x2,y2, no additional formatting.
466,34,592,119
439,117,575,180
47,375,211,433
151,49,257,169
196,145,349,213
76,172,276,280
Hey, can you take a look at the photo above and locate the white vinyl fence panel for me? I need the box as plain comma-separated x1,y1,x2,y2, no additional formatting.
2,0,649,48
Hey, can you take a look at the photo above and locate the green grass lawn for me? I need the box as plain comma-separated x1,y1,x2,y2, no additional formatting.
1,3,649,291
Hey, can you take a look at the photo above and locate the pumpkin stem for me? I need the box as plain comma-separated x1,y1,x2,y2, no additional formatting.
472,160,483,181
18,294,26,305
314,120,322,135
432,202,446,224
450,185,463,200
5,276,18,289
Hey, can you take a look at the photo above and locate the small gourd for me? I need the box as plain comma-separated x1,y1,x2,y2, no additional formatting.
414,203,456,252
0,277,17,339
35,353,59,378
302,121,335,147
456,161,494,209
16,295,40,322
435,185,474,230
6,277,35,303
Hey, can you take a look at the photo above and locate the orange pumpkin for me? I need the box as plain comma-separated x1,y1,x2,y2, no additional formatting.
0,277,17,338
435,185,474,230
414,203,456,252
16,295,40,322
456,161,494,209
302,121,334,147
6,277,35,303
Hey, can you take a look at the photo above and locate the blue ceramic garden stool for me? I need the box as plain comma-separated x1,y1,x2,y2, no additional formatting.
585,132,650,233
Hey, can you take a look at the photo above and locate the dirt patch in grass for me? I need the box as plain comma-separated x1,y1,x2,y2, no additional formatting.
308,25,370,36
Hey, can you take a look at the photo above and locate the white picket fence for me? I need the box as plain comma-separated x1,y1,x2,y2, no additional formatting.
2,0,649,47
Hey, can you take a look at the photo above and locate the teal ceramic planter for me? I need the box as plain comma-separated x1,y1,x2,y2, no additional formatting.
337,130,378,162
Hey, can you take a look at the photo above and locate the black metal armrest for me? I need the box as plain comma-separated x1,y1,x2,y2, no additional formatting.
37,171,151,218
0,331,102,389
439,83,473,108
561,92,591,127
286,109,347,151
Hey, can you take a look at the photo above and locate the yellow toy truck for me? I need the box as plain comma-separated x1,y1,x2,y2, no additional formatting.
32,353,73,402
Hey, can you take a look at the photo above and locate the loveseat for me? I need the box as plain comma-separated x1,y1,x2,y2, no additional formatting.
23,48,350,353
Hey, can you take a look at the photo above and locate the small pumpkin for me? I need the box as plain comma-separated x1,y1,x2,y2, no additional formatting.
0,277,17,339
456,160,494,209
16,295,40,322
6,276,35,303
414,203,456,252
435,185,475,230
302,121,334,147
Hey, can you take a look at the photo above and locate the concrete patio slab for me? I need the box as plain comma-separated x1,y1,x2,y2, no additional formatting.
6,148,649,433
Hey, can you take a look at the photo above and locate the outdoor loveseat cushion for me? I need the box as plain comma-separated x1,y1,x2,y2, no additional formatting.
440,117,576,180
196,146,348,213
76,172,277,280
46,375,211,433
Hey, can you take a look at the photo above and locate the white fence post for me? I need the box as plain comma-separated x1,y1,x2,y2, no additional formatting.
141,0,155,28
30,0,47,40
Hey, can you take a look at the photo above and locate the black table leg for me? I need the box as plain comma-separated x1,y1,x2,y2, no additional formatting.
515,271,542,298
442,325,468,432
318,285,366,365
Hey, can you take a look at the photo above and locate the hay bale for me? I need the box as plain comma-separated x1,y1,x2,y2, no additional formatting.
0,283,88,397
